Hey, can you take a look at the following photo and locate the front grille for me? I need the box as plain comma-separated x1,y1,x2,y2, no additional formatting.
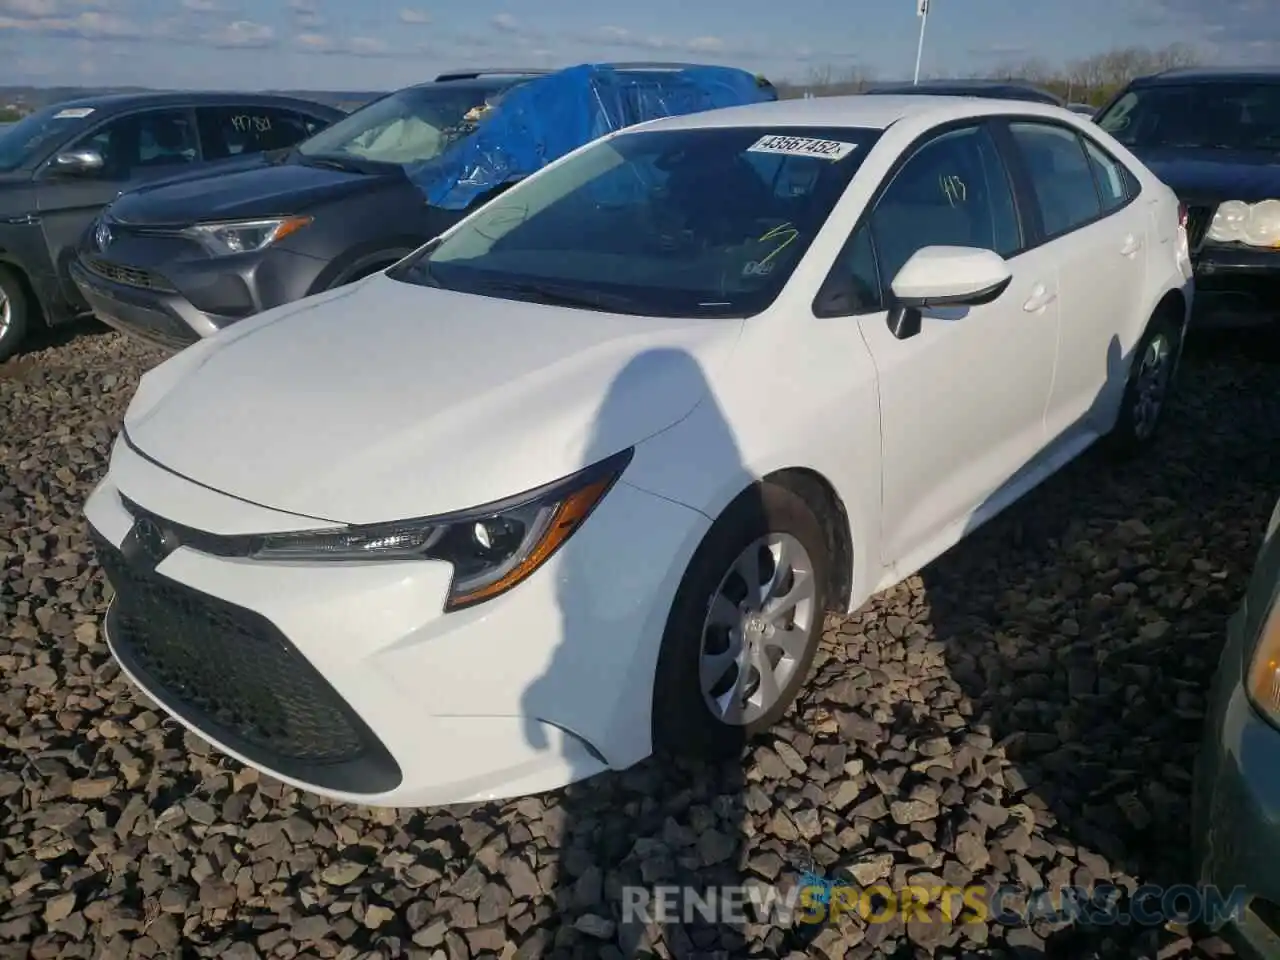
83,256,174,292
92,528,401,792
1185,204,1216,252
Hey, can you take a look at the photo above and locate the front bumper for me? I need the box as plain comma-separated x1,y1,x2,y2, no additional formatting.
1194,609,1280,958
70,257,227,351
1191,244,1280,329
69,241,331,352
84,437,710,807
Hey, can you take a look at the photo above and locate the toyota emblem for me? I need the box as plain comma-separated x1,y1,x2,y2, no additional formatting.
95,219,112,251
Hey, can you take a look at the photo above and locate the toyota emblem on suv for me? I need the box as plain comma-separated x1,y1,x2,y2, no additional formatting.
95,219,112,251
122,515,177,568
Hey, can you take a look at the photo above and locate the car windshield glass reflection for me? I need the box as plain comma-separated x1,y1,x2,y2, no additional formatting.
390,126,876,319
295,82,521,167
0,105,96,172
1098,83,1280,151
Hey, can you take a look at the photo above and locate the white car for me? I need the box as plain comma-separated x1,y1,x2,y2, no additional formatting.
85,95,1194,808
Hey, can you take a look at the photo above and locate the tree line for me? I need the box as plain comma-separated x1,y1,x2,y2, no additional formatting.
774,43,1202,106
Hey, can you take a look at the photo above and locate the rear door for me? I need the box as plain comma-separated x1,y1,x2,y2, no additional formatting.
36,106,201,305
999,120,1150,444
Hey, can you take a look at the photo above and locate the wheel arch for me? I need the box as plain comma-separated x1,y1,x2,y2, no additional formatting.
0,254,45,325
763,467,855,615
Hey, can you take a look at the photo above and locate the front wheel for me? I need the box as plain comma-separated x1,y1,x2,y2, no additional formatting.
0,266,31,363
652,483,830,761
1104,309,1182,457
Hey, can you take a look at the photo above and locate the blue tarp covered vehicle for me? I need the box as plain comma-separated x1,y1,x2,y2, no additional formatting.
409,62,778,210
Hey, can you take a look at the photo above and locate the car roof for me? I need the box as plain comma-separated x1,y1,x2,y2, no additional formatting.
36,91,337,114
1134,66,1280,85
865,79,1062,105
631,93,1073,134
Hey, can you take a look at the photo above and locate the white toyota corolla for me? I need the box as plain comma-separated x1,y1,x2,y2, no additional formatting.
85,95,1193,807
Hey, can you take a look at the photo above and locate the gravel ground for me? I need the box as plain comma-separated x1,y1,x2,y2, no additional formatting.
1,320,1278,960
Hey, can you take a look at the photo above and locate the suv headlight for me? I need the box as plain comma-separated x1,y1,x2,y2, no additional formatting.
1205,200,1280,248
182,216,312,256
250,448,633,611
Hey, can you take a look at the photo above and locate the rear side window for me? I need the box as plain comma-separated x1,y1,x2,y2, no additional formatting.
1081,136,1130,212
197,106,314,159
1008,122,1102,237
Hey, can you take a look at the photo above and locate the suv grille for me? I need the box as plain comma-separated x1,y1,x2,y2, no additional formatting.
1185,204,1215,252
92,528,401,793
83,256,174,292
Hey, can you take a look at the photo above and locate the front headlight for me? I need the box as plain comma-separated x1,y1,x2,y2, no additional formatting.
251,448,633,611
1205,200,1280,248
181,216,312,257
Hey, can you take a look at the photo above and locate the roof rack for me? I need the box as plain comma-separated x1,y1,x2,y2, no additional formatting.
433,68,554,82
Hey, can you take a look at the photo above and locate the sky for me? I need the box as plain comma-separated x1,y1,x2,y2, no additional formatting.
0,0,1275,91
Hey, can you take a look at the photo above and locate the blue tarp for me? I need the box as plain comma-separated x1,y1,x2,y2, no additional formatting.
411,63,777,210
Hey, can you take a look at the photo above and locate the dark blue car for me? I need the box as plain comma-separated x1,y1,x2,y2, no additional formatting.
1096,68,1280,330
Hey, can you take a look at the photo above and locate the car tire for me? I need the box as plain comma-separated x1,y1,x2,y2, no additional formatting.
0,266,31,363
1104,307,1183,458
652,482,831,761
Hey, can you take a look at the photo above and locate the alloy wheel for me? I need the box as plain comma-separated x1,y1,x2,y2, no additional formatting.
698,533,816,726
1132,332,1172,441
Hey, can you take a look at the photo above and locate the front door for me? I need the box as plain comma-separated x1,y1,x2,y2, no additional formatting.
36,107,201,306
851,123,1060,568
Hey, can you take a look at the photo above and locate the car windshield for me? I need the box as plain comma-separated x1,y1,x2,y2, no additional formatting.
0,104,98,172
1097,82,1280,151
390,125,877,318
295,81,521,167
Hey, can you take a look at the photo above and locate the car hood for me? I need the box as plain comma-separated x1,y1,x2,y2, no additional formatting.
123,276,743,525
108,158,400,226
1131,146,1280,203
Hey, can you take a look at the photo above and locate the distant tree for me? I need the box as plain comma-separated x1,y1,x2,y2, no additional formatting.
788,42,1201,106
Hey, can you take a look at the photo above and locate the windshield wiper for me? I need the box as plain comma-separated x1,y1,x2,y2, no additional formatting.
298,153,371,174
477,279,642,314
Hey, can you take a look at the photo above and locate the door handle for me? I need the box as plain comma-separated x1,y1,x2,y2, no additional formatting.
1023,284,1057,313
1120,234,1143,256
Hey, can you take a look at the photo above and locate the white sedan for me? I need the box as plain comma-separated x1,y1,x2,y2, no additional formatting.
85,95,1193,807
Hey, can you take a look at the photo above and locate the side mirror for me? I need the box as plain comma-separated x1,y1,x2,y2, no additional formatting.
49,147,105,176
886,245,1012,339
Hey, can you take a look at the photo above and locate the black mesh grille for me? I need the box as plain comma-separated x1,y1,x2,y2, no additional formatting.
92,527,401,792
83,256,174,292
1186,204,1215,252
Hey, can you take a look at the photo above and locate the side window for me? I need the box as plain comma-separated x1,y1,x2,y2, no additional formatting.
67,109,197,179
842,223,882,311
869,125,1021,291
1008,122,1103,237
196,106,312,160
1081,136,1130,212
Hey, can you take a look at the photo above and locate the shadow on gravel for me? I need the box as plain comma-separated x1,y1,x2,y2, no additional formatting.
517,348,756,960
917,329,1280,957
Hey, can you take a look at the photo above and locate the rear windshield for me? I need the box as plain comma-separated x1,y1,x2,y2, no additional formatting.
1098,82,1280,151
391,125,878,319
0,104,97,172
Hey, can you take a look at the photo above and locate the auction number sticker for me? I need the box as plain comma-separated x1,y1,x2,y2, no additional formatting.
747,134,857,161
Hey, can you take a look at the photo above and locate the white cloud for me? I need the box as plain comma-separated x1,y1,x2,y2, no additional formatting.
490,13,518,32
181,0,225,12
293,31,394,57
398,7,428,24
206,19,274,48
